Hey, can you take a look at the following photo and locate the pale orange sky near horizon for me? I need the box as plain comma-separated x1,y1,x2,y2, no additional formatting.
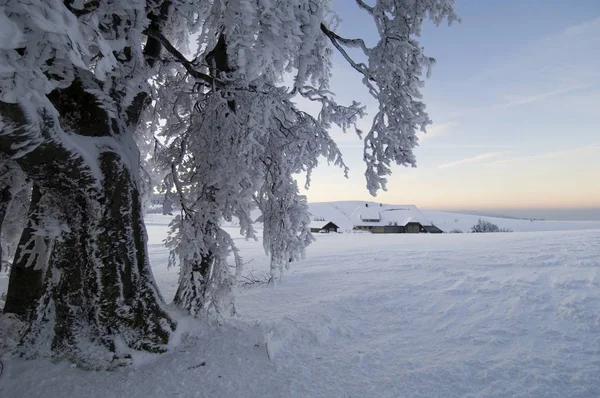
300,142,600,210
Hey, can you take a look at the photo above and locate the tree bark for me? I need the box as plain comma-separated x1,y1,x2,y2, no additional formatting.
22,152,174,366
0,72,175,367
0,180,11,270
3,184,46,317
173,252,213,313
0,0,178,367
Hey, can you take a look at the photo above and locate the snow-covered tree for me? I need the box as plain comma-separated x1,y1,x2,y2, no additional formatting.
1,0,456,367
0,0,178,367
157,0,457,316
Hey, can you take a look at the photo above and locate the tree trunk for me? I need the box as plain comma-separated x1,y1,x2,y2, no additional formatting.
0,180,11,270
1,76,175,367
173,34,232,314
3,184,46,317
21,152,174,366
0,0,178,367
173,251,213,314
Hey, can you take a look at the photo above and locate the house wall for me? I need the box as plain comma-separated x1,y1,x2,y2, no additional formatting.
383,225,404,233
406,223,421,233
355,225,403,233
322,222,339,233
355,224,431,234
354,225,385,233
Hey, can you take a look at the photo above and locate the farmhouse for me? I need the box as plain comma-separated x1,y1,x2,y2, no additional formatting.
351,203,443,234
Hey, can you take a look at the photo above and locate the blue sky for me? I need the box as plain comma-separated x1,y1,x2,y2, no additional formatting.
301,0,600,212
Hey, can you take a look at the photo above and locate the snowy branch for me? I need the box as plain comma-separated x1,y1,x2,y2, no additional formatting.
320,24,379,98
63,0,100,17
355,0,375,14
143,28,214,87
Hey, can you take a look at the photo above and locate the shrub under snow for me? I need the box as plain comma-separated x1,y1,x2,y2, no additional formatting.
471,219,512,233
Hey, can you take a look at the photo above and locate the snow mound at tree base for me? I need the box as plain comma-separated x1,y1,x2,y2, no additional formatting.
0,313,27,357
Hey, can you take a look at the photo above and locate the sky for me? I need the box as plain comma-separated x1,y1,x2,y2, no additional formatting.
299,0,600,218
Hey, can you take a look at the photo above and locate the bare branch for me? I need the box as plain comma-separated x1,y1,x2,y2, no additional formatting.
320,25,370,55
320,24,379,98
355,0,374,14
143,28,215,87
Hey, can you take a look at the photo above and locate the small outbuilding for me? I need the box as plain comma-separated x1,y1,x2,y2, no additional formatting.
310,221,339,234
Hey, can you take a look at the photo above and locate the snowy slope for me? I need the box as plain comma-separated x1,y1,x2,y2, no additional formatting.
424,209,600,233
1,217,600,397
145,202,600,234
307,201,600,233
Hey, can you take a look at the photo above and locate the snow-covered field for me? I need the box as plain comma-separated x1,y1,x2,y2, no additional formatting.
1,214,600,397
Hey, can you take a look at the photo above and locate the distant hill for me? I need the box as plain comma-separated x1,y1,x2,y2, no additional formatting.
308,201,600,233
144,201,600,234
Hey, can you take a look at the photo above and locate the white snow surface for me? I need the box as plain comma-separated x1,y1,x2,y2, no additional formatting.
0,9,24,50
1,211,600,397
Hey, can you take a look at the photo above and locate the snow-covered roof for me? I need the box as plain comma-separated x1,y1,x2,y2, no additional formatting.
306,201,435,231
309,220,329,230
309,220,339,230
351,205,432,227
404,216,421,224
360,207,381,221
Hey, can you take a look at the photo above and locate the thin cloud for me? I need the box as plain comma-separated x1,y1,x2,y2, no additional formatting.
500,84,596,108
439,151,509,169
490,143,600,165
563,16,600,38
471,16,600,85
418,121,457,142
460,17,600,117
425,144,514,149
459,84,597,117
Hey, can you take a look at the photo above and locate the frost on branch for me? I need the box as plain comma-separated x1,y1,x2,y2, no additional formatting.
148,0,455,316
160,82,358,314
321,0,458,194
